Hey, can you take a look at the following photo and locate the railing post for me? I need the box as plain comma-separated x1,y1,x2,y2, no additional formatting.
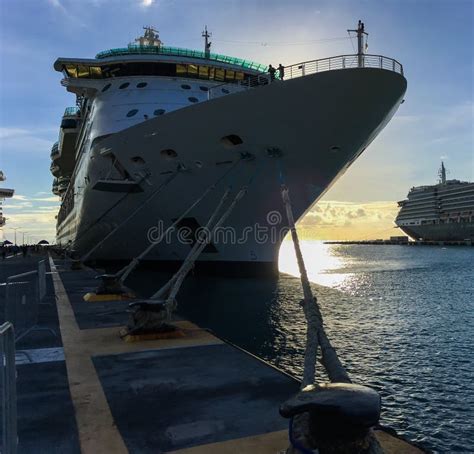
380,56,382,69
343,57,345,69
392,59,395,72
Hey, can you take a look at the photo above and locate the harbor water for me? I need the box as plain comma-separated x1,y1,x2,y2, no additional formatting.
128,242,474,453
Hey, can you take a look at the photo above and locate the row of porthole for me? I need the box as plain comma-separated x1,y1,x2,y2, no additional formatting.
103,82,230,94
125,98,199,118
102,82,147,92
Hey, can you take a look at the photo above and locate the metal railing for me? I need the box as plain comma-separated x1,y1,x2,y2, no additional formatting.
4,261,52,343
63,106,80,117
0,322,17,454
95,45,268,72
283,54,403,79
208,53,403,99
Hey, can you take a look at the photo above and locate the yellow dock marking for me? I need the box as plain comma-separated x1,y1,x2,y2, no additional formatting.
48,256,221,454
168,430,288,454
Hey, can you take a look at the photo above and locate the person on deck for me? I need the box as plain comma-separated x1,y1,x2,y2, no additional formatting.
278,64,285,80
268,64,276,81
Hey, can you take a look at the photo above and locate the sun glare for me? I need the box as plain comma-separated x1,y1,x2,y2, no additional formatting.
278,239,353,288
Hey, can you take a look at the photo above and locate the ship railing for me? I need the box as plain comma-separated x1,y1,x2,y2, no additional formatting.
208,53,403,99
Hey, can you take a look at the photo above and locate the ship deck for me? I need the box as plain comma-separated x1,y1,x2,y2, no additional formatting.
0,252,425,453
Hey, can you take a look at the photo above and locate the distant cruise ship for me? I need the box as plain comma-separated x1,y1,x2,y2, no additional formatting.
395,163,474,241
50,24,407,274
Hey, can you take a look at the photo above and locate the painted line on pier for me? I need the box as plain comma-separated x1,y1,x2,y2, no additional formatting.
49,255,129,454
48,255,222,454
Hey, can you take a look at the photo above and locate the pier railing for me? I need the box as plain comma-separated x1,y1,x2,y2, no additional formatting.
0,322,17,454
208,53,403,99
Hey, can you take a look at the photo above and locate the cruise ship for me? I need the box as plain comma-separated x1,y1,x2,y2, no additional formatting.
50,23,407,274
395,163,474,241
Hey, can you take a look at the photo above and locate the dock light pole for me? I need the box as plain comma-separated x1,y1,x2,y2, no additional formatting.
12,227,19,246
348,20,368,68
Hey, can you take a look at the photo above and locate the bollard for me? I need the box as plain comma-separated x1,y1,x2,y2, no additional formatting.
280,383,383,454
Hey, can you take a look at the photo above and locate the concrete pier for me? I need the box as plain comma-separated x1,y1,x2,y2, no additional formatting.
0,252,426,453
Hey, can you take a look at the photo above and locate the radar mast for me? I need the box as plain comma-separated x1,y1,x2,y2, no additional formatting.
438,161,447,184
202,26,212,58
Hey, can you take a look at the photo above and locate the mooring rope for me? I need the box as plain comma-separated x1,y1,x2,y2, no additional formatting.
115,159,243,284
151,186,232,302
79,169,181,263
279,167,350,387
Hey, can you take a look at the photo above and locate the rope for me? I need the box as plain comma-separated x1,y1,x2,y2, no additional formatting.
164,185,248,311
151,186,232,302
79,169,180,263
64,173,149,253
279,173,351,386
115,159,242,284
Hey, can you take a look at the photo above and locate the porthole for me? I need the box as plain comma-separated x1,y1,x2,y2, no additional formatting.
330,145,341,152
126,109,138,118
160,149,178,160
199,86,209,92
220,134,243,147
222,88,230,94
181,84,191,90
131,156,146,164
188,97,199,103
101,83,111,92
154,109,166,116
119,82,130,89
137,82,147,88
195,160,203,168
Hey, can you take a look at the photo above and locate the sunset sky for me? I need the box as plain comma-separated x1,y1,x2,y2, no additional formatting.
0,0,472,243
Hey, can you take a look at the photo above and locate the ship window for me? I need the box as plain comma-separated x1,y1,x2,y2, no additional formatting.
137,82,147,88
119,82,130,89
101,83,112,92
188,97,199,103
90,66,102,78
65,64,78,78
176,64,187,75
225,70,235,81
209,67,215,80
235,72,244,80
199,66,209,79
220,134,243,147
161,149,178,159
188,64,198,77
126,109,139,117
181,84,191,90
77,65,90,78
222,88,230,94
154,109,166,116
199,86,209,92
215,68,225,81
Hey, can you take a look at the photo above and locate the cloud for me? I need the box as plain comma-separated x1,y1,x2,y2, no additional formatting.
297,200,400,240
141,0,155,6
0,127,56,155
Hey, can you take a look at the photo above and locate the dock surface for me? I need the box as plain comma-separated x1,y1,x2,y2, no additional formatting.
1,252,425,453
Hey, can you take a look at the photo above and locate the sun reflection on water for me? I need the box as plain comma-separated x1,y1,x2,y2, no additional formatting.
278,240,354,288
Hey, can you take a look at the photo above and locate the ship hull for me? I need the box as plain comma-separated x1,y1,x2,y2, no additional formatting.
58,68,406,274
398,222,474,242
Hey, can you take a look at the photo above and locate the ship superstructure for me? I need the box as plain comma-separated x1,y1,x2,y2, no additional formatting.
51,24,407,274
0,171,15,228
395,163,474,241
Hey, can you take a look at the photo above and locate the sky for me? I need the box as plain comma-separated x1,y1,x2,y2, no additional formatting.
0,0,472,243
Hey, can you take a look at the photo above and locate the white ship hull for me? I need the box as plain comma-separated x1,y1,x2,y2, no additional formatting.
58,68,406,274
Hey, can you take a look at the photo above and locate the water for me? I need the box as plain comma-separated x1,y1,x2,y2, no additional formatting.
128,242,474,453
